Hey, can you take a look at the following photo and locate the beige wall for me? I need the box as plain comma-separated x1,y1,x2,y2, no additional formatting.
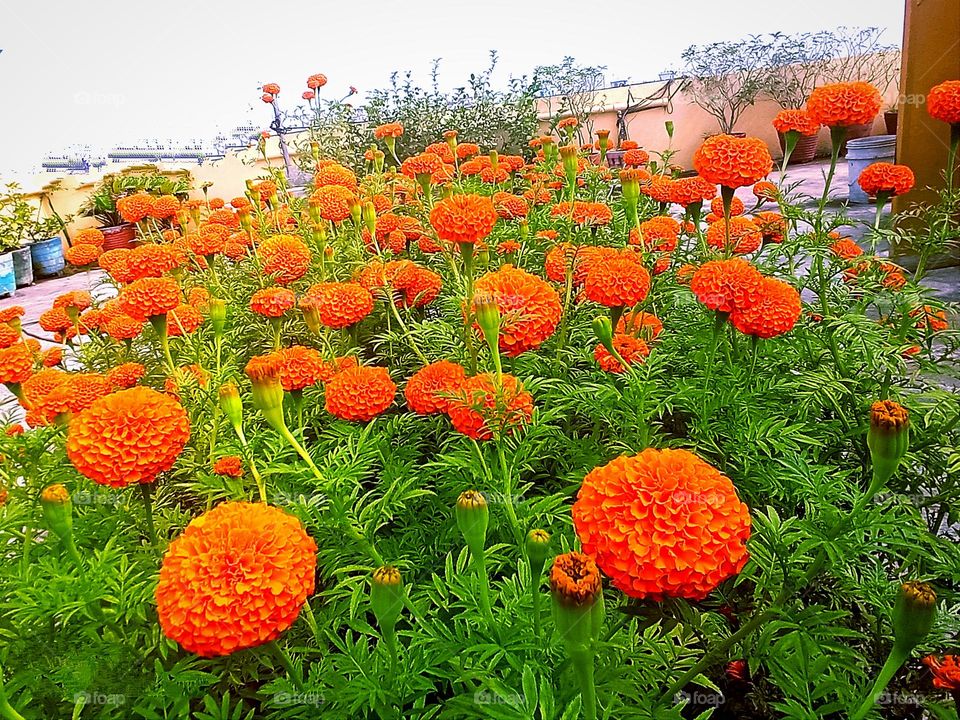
536,76,898,168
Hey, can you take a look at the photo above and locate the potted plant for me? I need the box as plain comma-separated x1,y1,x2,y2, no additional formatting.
79,168,191,250
680,36,770,135
0,183,66,287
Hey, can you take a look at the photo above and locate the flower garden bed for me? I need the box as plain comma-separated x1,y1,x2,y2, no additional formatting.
0,79,958,720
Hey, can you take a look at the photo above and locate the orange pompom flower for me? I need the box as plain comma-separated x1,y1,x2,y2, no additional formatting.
156,501,316,657
807,82,882,128
429,193,498,246
693,134,773,189
729,277,802,338
309,185,356,223
573,448,751,600
259,234,312,284
594,334,649,373
324,366,396,422
0,342,33,389
117,192,155,223
106,362,146,389
405,360,467,415
307,282,374,328
277,345,326,392
65,243,102,267
118,277,181,321
447,373,533,441
374,122,404,139
66,386,190,487
472,265,562,356
250,287,296,318
212,456,245,478
772,108,821,137
690,258,764,314
927,80,960,125
73,227,105,247
584,252,650,309
857,162,915,197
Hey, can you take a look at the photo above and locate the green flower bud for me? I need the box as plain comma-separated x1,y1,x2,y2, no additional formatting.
892,581,936,654
362,201,377,238
455,490,489,558
371,565,404,633
218,382,244,430
525,528,551,579
40,484,73,541
473,294,501,358
867,400,910,497
209,298,226,335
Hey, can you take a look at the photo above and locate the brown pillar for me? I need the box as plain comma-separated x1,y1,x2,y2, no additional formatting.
892,0,960,261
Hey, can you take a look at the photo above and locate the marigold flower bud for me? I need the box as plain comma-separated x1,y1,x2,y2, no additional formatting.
893,581,936,653
362,201,377,238
349,196,362,227
40,483,73,540
867,400,910,498
592,316,614,350
525,528,551,577
473,294,501,358
488,150,499,170
218,382,244,429
371,565,404,633
209,298,226,335
455,490,489,558
596,129,610,152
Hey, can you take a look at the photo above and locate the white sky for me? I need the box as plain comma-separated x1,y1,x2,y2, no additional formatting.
0,0,905,175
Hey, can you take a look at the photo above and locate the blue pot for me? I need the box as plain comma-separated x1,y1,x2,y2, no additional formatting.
31,236,65,277
0,253,15,297
12,247,33,286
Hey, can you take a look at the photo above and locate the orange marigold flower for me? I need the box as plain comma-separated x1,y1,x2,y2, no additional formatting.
118,277,181,321
325,366,396,422
473,265,562,357
0,343,33,386
923,655,960,691
0,306,24,324
497,240,521,255
753,181,779,201
104,314,144,341
690,258,764,314
584,251,650,308
156,501,316,657
617,310,663,340
693,134,772,189
807,81,882,128
188,287,211,311
309,184,356,223
404,360,467,415
668,176,717,206
594,333,649,373
710,196,745,217
106,362,146,389
374,122,404,139
250,287,296,318
166,304,204,337
429,193,498,245
575,449,751,600
479,165,509,184
73,227,105,247
772,108,821,137
755,211,786,243
523,187,553,205
677,263,697,285
730,277,802,338
911,305,949,332
39,307,73,333
313,162,358,190
447,373,533,441
641,175,675,204
550,201,613,227
28,373,113,426
623,148,650,167
456,142,481,159
21,367,67,404
633,216,680,252
40,347,63,367
117,192,155,223
307,282,374,328
0,324,20,349
307,73,327,89
395,266,442,308
212,456,244,477
492,191,529,220
927,80,960,125
65,243,102,267
259,234,312,284
150,194,181,220
129,243,187,279
401,152,444,180
706,216,762,254
206,208,240,230
277,345,326,391
66,386,190,487
857,162,915,197
830,237,864,260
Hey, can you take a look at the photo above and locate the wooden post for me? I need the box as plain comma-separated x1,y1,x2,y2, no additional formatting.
892,0,960,263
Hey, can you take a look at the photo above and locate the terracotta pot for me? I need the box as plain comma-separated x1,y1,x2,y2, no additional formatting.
777,131,819,165
100,223,137,251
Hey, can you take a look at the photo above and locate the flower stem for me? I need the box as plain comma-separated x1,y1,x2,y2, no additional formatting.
267,640,305,692
139,483,158,545
849,647,910,720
